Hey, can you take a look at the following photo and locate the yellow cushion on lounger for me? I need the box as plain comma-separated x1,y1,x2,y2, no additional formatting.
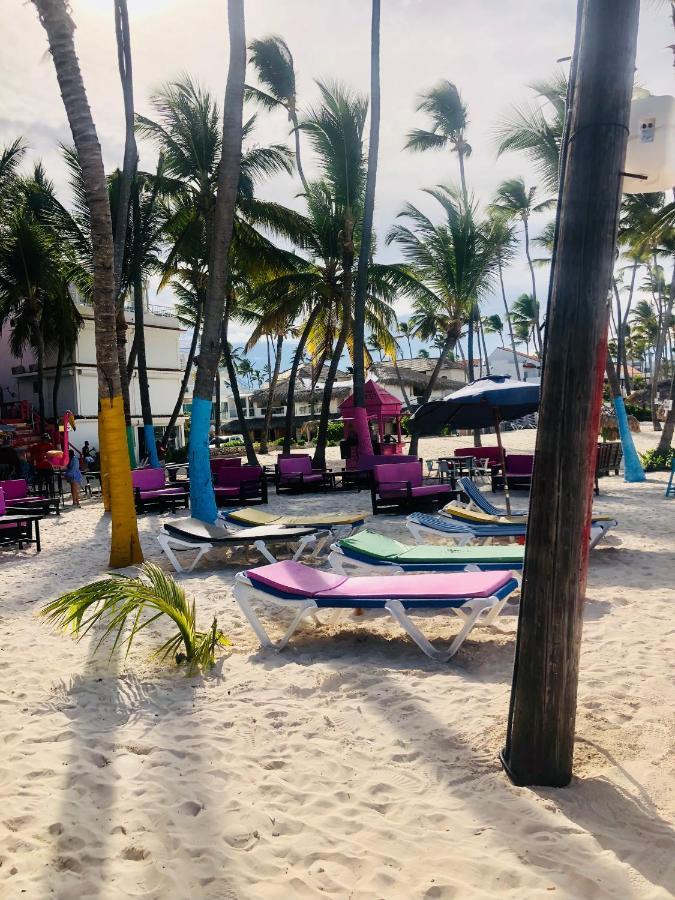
441,505,525,526
227,507,369,527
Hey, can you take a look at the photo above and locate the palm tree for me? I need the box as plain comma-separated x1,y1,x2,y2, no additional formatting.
246,35,308,192
487,214,521,379
299,82,367,468
405,81,471,204
188,0,248,523
494,72,567,191
32,0,142,567
510,294,541,356
0,139,26,221
387,187,498,455
397,319,414,358
490,178,553,338
351,0,381,457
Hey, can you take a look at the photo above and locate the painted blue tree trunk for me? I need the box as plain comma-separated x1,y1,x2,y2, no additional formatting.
143,423,160,468
188,396,218,522
613,396,645,482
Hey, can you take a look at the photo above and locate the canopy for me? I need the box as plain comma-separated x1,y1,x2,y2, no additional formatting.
409,375,540,435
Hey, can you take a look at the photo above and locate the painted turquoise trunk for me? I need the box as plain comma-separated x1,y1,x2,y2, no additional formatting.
188,396,218,522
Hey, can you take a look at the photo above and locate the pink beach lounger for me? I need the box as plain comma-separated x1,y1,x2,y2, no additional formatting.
233,560,519,660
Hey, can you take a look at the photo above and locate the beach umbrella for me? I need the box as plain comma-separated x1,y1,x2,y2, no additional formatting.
409,375,540,514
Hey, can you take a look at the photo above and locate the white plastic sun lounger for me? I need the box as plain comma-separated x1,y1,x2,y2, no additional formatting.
233,560,520,661
157,519,327,574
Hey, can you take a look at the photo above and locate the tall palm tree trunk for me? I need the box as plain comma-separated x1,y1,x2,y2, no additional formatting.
34,325,47,428
189,0,246,523
312,294,351,469
621,258,639,391
351,0,380,460
392,356,413,412
165,307,201,446
133,275,159,466
457,143,468,208
52,335,64,419
113,0,138,467
654,375,675,460
282,308,319,454
606,351,645,480
221,313,257,465
408,330,458,456
498,259,521,379
33,0,142,567
290,107,309,195
260,333,283,454
651,261,674,431
480,318,491,375
466,305,482,447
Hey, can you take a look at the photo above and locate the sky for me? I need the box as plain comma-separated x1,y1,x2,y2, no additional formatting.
1,0,673,369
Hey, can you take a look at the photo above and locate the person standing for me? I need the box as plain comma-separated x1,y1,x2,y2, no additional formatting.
64,448,82,507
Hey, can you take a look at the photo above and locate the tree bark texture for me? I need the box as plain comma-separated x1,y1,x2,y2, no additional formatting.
502,0,639,787
32,0,142,567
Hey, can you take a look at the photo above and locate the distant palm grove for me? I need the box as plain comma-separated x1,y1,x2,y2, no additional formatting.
1,0,673,566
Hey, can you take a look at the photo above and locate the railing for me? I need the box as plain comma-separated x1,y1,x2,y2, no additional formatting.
124,302,178,319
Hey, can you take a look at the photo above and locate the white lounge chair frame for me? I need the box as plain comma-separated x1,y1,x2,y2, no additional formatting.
157,528,325,574
406,516,617,551
233,572,512,661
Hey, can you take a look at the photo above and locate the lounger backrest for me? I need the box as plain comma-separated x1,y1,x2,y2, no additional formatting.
373,461,422,488
131,467,166,491
0,487,5,515
278,456,312,477
216,465,263,486
505,454,534,474
0,478,29,501
458,476,495,513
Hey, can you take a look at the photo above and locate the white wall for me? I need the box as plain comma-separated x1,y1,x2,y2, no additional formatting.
488,347,541,382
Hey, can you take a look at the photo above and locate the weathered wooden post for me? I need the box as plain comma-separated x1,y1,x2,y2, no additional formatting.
501,0,640,787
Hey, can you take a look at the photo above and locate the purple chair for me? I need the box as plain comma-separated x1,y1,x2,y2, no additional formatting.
132,467,190,514
210,457,242,477
213,465,267,506
371,461,454,515
0,478,60,516
275,456,329,494
491,454,534,492
0,487,42,552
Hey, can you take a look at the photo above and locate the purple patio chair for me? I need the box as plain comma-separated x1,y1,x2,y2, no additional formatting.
491,454,534,493
275,456,329,494
132,467,190,514
213,465,267,507
371,461,454,515
0,487,43,552
0,478,60,516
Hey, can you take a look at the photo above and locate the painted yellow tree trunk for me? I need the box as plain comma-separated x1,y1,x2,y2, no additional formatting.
33,0,142,567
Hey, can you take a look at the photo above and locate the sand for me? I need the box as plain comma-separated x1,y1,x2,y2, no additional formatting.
1,428,674,899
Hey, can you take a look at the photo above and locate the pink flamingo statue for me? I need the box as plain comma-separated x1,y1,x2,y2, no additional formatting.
46,410,76,467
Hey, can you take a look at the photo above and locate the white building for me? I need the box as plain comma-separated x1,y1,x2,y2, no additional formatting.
486,347,542,382
0,303,185,458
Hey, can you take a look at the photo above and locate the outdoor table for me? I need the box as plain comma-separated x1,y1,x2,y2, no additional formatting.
438,456,476,480
165,462,189,483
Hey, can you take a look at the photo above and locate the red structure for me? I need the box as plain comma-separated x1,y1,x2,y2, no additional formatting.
339,380,404,469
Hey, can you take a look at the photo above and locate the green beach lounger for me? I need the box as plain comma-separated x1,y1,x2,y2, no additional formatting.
329,529,524,575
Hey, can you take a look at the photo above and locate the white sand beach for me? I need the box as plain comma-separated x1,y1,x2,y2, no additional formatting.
1,429,674,899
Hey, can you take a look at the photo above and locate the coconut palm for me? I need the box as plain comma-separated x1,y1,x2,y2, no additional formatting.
489,178,553,329
405,80,471,204
510,294,541,356
41,562,229,673
487,213,522,379
32,0,142,567
351,0,381,457
246,35,308,191
0,138,26,220
387,187,498,454
396,319,414,359
494,72,567,191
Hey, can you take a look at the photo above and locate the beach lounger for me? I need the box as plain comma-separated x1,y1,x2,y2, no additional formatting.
157,518,327,574
407,511,617,550
441,504,527,526
233,559,520,660
0,488,43,552
224,506,368,537
329,529,524,574
458,476,528,518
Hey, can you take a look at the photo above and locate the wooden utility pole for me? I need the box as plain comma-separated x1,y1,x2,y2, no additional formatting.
501,0,640,787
